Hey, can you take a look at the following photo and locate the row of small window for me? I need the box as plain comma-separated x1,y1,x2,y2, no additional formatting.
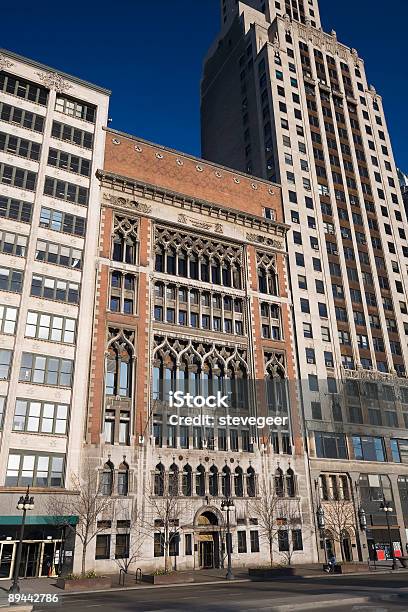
35,239,83,269
0,133,90,177
0,304,76,343
1,63,96,121
310,399,403,428
0,199,85,237
153,424,253,452
5,451,65,487
155,251,242,289
0,396,69,434
0,101,45,133
0,267,81,304
155,283,244,311
95,533,132,560
151,530,264,559
315,431,408,463
0,163,89,204
0,350,73,386
154,307,244,335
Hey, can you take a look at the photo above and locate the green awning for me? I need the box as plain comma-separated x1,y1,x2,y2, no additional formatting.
0,515,78,526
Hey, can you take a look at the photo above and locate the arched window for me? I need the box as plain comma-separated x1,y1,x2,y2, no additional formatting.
275,467,284,497
234,466,244,497
182,464,192,496
105,329,134,398
209,465,218,496
112,216,138,264
257,252,278,296
247,466,256,497
118,461,129,496
222,466,231,497
286,468,296,498
196,465,205,496
154,462,165,496
100,460,114,496
169,463,179,497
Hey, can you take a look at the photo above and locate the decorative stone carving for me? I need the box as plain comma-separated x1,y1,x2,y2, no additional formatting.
246,233,282,249
177,213,223,234
37,71,73,93
103,193,152,214
0,53,13,70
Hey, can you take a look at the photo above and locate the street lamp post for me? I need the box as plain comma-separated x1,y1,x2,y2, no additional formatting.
380,499,396,570
9,487,34,594
221,498,234,580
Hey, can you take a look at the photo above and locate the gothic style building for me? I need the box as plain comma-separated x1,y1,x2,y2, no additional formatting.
83,130,316,572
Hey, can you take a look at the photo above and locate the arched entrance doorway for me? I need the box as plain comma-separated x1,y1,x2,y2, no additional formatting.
197,511,220,569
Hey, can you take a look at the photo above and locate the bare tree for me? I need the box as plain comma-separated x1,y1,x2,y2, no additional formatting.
111,500,144,575
140,471,183,573
46,465,113,576
275,499,304,567
321,498,356,562
248,477,282,567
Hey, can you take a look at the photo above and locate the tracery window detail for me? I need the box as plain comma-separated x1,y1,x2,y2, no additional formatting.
154,226,243,289
257,252,278,296
112,216,139,265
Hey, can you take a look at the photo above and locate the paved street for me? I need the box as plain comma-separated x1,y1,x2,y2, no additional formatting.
26,573,408,612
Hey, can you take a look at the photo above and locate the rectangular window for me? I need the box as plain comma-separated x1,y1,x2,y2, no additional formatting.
25,311,76,343
0,131,41,161
19,353,73,387
43,176,88,206
352,435,385,462
51,120,93,149
47,148,91,177
35,240,82,269
315,431,348,459
0,101,45,133
0,163,37,190
250,530,260,553
154,533,164,557
0,350,13,380
185,533,192,555
39,207,86,237
5,451,65,487
237,531,247,553
115,534,129,559
0,71,48,104
0,304,18,334
31,274,80,304
55,95,96,123
0,196,32,223
13,399,69,435
95,534,111,560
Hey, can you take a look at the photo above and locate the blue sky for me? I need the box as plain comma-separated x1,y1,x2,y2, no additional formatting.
2,0,407,170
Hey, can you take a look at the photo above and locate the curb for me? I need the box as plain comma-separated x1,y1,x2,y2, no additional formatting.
268,592,408,612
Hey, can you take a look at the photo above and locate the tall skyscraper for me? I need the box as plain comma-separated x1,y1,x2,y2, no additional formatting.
0,49,109,578
202,1,408,561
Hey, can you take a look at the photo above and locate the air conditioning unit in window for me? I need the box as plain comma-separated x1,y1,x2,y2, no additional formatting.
138,435,145,444
307,358,315,364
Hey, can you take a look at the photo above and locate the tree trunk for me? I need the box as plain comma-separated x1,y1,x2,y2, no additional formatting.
269,539,274,567
81,543,87,577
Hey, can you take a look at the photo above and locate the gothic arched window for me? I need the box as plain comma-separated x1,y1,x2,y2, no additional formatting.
105,329,134,398
154,462,165,496
209,465,218,496
100,460,114,496
275,467,284,497
234,466,244,497
196,464,205,497
169,463,179,497
118,461,129,496
182,464,192,496
286,468,296,498
112,216,138,265
247,466,256,497
222,466,231,497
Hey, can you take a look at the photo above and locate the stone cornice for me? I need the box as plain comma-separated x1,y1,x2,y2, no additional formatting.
97,170,289,240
